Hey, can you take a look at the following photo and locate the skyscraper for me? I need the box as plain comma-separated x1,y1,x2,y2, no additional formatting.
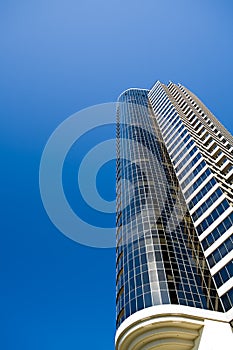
115,81,233,350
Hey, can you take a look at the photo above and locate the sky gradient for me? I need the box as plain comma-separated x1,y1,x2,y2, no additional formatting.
1,1,233,349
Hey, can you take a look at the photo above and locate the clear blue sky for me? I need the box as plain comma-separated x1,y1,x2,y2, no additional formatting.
1,1,233,349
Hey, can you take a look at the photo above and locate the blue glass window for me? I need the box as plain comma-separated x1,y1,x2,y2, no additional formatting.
196,199,230,235
202,212,233,250
192,189,223,222
178,153,202,181
188,178,217,210
175,146,198,173
181,160,206,189
172,139,194,164
184,169,211,199
207,235,233,268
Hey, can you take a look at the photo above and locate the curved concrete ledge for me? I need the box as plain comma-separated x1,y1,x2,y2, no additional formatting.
115,305,233,350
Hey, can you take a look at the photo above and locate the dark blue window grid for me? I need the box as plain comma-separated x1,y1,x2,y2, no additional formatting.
213,260,233,288
202,212,233,250
168,129,188,153
177,153,202,181
188,178,217,210
170,136,192,160
174,146,198,173
184,169,212,199
192,188,223,222
196,199,230,235
207,234,233,268
181,160,207,190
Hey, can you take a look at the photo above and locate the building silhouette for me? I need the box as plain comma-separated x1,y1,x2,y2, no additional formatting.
115,81,233,350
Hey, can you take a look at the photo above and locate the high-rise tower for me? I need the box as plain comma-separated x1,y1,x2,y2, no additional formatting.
115,81,233,350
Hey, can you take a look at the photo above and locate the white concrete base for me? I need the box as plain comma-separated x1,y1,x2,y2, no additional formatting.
115,305,233,350
195,318,232,350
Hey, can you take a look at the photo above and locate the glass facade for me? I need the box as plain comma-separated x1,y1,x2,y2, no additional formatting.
116,87,226,329
149,81,233,314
